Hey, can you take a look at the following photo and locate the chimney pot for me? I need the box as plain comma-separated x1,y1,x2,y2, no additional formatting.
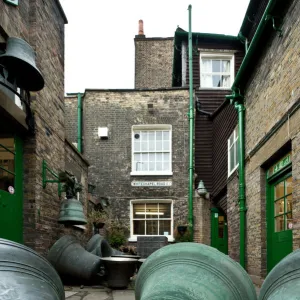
138,20,144,35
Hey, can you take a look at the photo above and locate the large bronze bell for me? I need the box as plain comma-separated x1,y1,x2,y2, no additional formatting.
0,37,44,91
58,198,87,225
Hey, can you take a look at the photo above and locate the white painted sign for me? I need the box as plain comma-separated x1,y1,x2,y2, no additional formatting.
131,181,172,187
8,186,14,194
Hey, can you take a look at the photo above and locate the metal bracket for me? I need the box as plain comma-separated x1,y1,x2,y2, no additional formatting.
265,15,283,37
42,160,62,196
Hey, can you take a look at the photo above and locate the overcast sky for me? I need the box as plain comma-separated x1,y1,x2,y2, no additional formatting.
60,0,250,94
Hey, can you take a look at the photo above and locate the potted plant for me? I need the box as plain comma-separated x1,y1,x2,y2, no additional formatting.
88,209,110,229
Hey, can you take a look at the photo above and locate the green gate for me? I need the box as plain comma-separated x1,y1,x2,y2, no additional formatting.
267,153,292,272
0,136,23,243
211,207,228,254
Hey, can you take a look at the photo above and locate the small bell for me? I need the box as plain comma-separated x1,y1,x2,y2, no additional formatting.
58,198,87,225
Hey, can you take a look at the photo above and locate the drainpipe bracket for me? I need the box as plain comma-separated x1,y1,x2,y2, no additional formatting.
265,15,283,37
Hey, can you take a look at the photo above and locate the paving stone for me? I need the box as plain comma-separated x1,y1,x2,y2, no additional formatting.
112,290,135,300
65,291,78,298
65,296,82,300
83,292,110,300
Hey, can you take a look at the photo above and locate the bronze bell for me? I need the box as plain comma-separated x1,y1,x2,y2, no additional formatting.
58,198,87,225
0,37,44,91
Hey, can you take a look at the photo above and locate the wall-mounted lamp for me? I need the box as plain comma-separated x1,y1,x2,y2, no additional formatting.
196,180,209,199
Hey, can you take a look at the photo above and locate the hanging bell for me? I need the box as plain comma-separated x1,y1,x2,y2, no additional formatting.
58,198,87,225
0,37,44,91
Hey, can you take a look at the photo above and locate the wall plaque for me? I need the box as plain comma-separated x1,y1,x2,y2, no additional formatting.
131,181,172,187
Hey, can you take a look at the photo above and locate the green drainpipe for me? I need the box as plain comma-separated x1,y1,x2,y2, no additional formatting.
188,4,194,239
226,91,246,268
77,93,82,153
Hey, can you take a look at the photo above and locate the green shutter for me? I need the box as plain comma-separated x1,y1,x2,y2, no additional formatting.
4,0,19,6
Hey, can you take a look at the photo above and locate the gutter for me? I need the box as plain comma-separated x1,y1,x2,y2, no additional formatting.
77,93,83,153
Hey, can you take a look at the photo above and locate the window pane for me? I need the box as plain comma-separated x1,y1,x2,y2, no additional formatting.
163,162,170,171
141,141,148,151
156,162,162,171
218,216,225,238
146,220,158,235
141,131,148,141
133,204,145,218
156,131,162,140
229,133,234,146
141,153,148,162
230,147,235,171
212,60,220,72
156,141,162,151
141,162,148,171
159,203,171,218
163,131,170,140
0,138,15,192
134,140,140,151
149,162,155,171
134,220,145,235
163,141,170,151
286,212,293,230
163,153,170,162
286,176,292,195
275,199,284,216
221,60,230,72
212,75,221,87
275,215,284,232
202,59,211,72
275,182,284,199
201,75,212,87
221,75,230,87
159,220,171,235
287,194,292,212
235,142,239,165
149,132,155,142
156,153,162,162
145,203,159,219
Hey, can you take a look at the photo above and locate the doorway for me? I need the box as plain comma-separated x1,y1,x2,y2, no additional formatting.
0,136,23,243
211,207,228,254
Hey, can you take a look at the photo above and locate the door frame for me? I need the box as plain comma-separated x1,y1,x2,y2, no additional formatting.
0,135,23,243
266,162,292,273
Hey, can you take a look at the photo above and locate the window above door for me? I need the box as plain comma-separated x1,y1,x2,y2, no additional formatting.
200,52,234,89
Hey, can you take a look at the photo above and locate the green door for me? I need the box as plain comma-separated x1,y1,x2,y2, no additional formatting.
267,171,293,272
0,136,23,243
211,208,228,254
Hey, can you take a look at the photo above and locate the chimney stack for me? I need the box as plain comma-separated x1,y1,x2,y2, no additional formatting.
136,20,145,38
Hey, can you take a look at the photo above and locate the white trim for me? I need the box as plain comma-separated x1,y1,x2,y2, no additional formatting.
129,199,174,241
131,124,172,175
199,52,235,89
228,127,239,177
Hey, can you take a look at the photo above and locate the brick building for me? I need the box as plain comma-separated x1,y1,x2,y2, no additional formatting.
224,0,300,285
0,0,89,255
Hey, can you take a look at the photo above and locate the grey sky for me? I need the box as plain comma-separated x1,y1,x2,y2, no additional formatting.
60,0,250,93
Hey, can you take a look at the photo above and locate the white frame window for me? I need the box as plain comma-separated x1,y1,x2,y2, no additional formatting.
131,124,172,176
129,200,174,242
200,52,234,89
228,127,239,176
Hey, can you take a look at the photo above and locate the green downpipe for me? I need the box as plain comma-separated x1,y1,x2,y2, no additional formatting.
188,4,194,239
77,93,82,153
225,92,246,269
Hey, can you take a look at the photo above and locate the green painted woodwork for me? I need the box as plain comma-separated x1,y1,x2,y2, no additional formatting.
188,5,194,238
42,159,62,196
0,136,23,243
135,243,257,300
267,168,293,273
211,208,228,254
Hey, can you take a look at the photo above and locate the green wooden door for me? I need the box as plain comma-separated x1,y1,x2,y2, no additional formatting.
0,136,23,243
267,171,293,272
211,208,228,254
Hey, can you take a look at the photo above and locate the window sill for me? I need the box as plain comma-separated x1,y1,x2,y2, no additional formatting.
128,236,174,242
228,165,239,179
130,171,173,176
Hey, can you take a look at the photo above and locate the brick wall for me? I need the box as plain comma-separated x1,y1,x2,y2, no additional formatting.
227,0,300,282
134,37,174,89
0,0,90,255
65,88,190,242
65,95,78,143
